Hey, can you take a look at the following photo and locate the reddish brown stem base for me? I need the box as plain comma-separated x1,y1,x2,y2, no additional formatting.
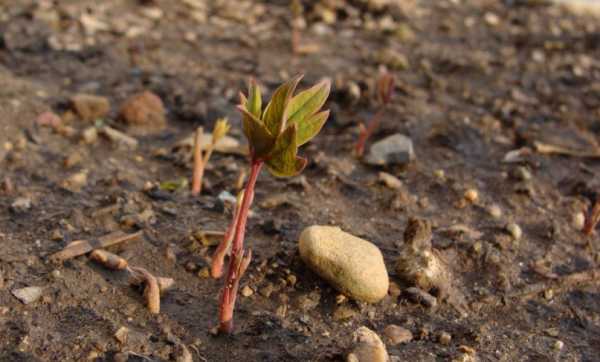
354,109,384,157
583,198,600,235
218,160,263,334
191,127,204,196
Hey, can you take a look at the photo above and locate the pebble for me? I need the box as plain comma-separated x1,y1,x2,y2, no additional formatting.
463,189,479,203
10,197,32,213
36,111,62,128
241,285,254,297
405,287,438,308
347,326,389,362
553,340,564,351
378,172,403,189
119,91,166,132
505,222,522,240
333,304,359,321
259,282,274,298
12,286,43,304
374,49,409,70
383,325,413,345
484,12,500,26
438,331,452,345
81,127,98,144
365,134,415,166
296,292,321,311
486,204,502,219
299,225,389,303
513,166,532,181
572,211,585,230
70,94,110,121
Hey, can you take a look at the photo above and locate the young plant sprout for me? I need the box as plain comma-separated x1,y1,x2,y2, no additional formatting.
191,118,231,196
583,197,600,235
354,72,395,157
212,75,331,333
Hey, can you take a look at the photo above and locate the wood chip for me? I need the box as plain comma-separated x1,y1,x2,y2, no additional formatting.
50,231,143,262
89,249,128,270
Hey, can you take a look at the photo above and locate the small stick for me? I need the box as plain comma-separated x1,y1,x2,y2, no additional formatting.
129,267,160,314
90,249,128,270
50,231,143,262
191,127,205,196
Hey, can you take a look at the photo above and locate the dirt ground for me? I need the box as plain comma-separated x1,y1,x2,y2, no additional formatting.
1,0,600,361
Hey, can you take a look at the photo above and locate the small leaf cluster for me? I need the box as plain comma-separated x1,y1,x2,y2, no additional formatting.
237,75,331,177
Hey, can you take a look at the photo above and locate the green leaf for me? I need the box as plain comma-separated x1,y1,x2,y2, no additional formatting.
286,79,331,127
262,75,303,136
237,105,275,158
296,110,329,146
247,79,262,119
265,124,306,177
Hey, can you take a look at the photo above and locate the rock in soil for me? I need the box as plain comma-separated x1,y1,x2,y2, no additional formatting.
10,197,32,213
299,225,389,303
12,286,43,304
70,94,110,121
365,133,414,166
347,326,390,362
383,325,413,345
119,91,166,133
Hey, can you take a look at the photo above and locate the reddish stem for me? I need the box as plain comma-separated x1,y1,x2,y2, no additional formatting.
191,127,204,196
583,198,600,235
211,191,245,279
354,109,384,157
218,160,263,333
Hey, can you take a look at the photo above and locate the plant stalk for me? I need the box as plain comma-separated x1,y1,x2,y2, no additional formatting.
354,108,384,157
191,127,205,196
218,159,263,333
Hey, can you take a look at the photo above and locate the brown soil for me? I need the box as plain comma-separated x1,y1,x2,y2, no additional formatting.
1,0,600,361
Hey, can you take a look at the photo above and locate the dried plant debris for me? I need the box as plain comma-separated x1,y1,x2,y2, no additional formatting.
395,218,467,313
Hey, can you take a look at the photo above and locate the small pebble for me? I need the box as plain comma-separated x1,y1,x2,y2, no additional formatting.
383,325,413,345
119,91,166,132
378,172,403,190
572,212,585,230
333,304,358,321
365,134,415,166
11,286,43,304
259,282,274,298
486,204,502,219
404,287,437,309
10,197,32,213
464,189,479,203
553,340,564,351
438,331,452,345
70,94,110,121
505,222,522,240
241,285,254,297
